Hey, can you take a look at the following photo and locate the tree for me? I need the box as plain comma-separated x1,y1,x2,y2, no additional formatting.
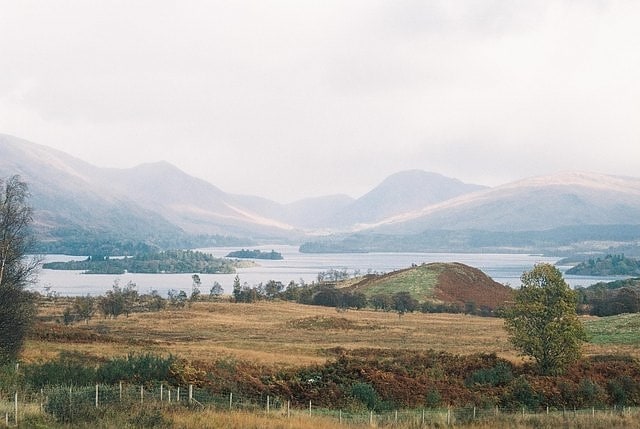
232,275,242,302
0,176,40,364
209,281,224,298
503,263,586,375
191,274,201,301
73,295,95,324
392,291,418,316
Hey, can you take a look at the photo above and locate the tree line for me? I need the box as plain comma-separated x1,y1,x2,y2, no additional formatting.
43,249,238,274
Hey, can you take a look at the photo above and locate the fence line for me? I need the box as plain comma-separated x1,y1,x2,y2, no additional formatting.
0,383,639,426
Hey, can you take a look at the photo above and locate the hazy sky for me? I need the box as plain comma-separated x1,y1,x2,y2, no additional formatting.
1,1,639,203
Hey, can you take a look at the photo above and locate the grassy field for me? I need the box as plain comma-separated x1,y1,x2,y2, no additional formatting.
27,299,640,367
584,313,640,346
16,299,640,428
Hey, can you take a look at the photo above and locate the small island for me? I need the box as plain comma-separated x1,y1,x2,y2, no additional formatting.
42,249,243,274
565,254,640,276
225,249,283,260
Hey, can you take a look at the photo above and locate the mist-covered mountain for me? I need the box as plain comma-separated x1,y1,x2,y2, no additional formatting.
307,170,487,229
2,133,640,255
370,171,640,234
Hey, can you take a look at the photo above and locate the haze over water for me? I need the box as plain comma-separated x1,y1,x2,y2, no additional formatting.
34,246,624,297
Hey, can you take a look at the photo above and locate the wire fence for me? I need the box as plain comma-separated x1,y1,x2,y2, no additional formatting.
0,383,638,427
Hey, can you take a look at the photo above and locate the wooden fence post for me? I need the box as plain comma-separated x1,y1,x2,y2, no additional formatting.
229,392,232,410
266,395,270,413
95,384,99,408
119,381,123,402
189,384,193,403
160,384,164,402
14,392,18,426
141,385,144,404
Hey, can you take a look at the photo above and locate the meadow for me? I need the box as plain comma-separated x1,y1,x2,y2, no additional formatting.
4,298,640,428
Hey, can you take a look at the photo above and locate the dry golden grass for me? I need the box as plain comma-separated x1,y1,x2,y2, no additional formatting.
25,300,640,367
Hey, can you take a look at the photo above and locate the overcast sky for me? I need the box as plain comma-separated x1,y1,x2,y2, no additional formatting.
1,1,639,203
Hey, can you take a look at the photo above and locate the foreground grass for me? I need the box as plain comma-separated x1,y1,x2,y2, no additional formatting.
4,403,640,429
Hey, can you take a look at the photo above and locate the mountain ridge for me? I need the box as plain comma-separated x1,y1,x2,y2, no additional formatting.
1,133,640,254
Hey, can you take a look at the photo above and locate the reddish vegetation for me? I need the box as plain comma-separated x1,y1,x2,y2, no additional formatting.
433,262,514,310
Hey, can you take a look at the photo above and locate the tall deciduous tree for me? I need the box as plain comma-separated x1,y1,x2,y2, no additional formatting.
504,263,586,375
0,176,40,364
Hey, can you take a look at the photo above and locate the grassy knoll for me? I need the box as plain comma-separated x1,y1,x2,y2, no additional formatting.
349,264,441,300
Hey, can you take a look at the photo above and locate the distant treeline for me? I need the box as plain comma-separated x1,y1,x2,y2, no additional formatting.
299,225,640,255
226,249,283,260
43,249,238,274
567,254,640,276
33,226,251,257
577,277,640,317
230,276,497,317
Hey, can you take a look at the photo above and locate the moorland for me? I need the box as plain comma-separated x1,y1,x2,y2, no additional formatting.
4,294,640,428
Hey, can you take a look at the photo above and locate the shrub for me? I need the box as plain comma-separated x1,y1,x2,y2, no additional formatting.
504,376,541,409
24,354,96,388
350,382,379,410
465,362,513,387
97,353,176,385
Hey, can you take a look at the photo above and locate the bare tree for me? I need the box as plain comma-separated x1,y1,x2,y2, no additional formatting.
0,176,40,364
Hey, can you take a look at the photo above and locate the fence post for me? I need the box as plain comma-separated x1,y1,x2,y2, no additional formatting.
177,387,180,402
229,392,232,410
339,409,342,424
422,409,425,425
168,389,171,403
95,384,99,408
119,381,123,402
161,384,164,402
447,406,451,425
189,384,193,403
141,385,144,404
370,410,373,426
473,406,476,419
395,410,398,423
267,395,270,413
309,400,312,417
14,392,18,426
287,400,290,418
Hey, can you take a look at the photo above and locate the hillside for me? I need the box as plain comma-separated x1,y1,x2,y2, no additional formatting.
345,262,513,311
371,172,640,234
3,134,640,255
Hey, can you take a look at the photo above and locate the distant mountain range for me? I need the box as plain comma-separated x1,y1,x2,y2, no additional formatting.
1,133,640,255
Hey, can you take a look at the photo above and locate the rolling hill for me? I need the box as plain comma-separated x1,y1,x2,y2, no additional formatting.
345,262,514,311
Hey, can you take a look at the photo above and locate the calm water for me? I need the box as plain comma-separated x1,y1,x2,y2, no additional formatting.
33,245,627,297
